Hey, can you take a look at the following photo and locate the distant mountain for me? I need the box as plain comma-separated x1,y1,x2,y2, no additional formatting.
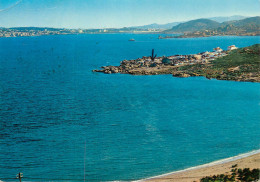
130,15,247,30
165,16,260,34
208,15,248,23
228,16,260,27
217,16,260,32
167,19,220,33
171,16,260,38
130,21,184,29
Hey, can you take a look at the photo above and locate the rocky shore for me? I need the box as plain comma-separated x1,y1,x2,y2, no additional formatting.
93,65,178,75
158,32,260,39
93,47,227,75
93,44,260,82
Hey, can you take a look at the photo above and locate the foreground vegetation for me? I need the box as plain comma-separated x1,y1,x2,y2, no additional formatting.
176,44,260,82
200,167,260,182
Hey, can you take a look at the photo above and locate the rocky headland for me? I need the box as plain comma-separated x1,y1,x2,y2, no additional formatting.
93,44,260,82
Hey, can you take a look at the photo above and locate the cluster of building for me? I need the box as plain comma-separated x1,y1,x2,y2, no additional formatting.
120,45,237,68
0,28,85,37
0,28,80,37
0,27,161,38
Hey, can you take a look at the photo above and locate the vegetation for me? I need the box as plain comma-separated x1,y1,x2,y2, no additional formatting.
176,44,260,82
168,18,220,33
163,16,260,38
162,57,172,64
200,168,260,182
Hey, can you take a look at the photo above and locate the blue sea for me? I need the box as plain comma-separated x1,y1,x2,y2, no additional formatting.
0,34,259,181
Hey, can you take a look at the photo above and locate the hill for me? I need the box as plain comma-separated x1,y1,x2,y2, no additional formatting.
209,15,247,23
129,15,246,30
167,19,220,33
176,44,260,82
130,21,184,29
218,16,260,32
168,16,260,38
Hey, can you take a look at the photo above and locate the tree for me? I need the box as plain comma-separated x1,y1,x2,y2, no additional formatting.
150,49,157,61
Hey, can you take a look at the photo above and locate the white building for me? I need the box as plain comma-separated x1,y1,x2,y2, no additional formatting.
213,47,223,52
228,45,238,51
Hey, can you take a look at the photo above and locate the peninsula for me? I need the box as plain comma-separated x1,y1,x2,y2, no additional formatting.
93,44,260,82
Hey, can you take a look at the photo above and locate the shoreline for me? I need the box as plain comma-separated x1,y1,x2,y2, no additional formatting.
93,44,260,83
159,33,260,39
137,149,260,182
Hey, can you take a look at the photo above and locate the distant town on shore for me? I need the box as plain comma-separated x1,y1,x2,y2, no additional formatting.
0,15,259,38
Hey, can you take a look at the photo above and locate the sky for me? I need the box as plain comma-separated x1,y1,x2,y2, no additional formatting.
0,0,259,28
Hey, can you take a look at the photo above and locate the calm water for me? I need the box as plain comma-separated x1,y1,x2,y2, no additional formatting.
0,34,260,181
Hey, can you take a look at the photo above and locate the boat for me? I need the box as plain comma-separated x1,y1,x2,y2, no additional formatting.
129,39,135,41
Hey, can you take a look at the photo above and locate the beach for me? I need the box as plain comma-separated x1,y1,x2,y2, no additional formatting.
141,150,260,182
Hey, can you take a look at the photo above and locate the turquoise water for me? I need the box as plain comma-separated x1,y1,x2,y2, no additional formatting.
0,34,259,181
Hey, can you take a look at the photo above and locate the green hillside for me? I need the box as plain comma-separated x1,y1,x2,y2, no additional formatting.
217,16,260,33
176,44,260,82
168,19,220,33
165,16,260,36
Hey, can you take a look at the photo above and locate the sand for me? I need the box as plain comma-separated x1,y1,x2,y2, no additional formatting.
141,150,260,182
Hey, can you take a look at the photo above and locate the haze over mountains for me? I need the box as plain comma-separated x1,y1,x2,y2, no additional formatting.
209,15,247,23
166,16,260,33
130,15,248,29
130,21,184,29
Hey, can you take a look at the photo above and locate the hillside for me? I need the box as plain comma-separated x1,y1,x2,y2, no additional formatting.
164,16,260,35
168,16,260,38
218,16,260,32
129,15,246,30
175,44,260,82
231,16,260,26
167,19,220,33
209,15,247,23
130,21,183,29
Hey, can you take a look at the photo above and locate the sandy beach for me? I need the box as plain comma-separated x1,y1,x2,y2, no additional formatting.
141,150,260,182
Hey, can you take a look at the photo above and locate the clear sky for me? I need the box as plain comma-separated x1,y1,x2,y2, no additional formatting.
0,0,259,28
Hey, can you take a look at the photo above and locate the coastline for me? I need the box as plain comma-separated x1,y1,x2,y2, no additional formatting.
93,44,260,83
137,149,260,182
159,33,260,39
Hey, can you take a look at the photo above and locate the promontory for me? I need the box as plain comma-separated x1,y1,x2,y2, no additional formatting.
93,44,260,82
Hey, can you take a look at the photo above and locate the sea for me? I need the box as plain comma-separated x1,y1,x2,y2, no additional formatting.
0,34,259,181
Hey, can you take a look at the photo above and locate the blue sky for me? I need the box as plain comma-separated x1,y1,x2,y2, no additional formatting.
0,0,259,28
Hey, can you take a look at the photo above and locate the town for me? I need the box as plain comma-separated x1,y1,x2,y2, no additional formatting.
0,27,160,38
93,45,237,75
0,28,75,37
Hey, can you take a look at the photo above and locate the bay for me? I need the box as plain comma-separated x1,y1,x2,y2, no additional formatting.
0,34,259,181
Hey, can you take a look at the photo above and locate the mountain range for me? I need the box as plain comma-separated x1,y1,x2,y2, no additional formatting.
130,15,247,29
166,16,260,33
130,21,184,29
209,15,247,23
168,18,220,33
